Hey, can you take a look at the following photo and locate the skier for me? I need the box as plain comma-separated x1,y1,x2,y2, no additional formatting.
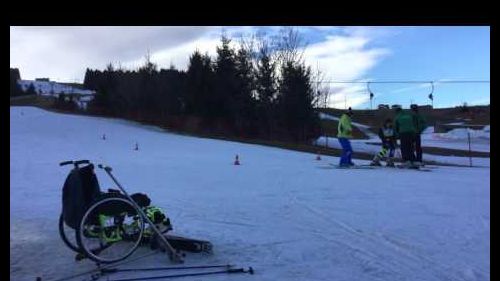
410,104,427,166
370,118,396,167
337,107,355,167
394,107,417,168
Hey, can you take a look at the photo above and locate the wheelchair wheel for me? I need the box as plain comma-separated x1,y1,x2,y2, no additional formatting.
76,195,145,264
58,213,81,253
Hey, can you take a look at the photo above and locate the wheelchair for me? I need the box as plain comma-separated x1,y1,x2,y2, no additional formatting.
58,160,189,264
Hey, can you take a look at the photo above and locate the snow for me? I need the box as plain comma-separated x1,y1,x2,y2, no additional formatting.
11,107,490,281
431,128,490,141
420,128,490,153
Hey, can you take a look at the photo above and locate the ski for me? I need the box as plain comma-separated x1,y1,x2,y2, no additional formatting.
327,163,376,169
163,234,213,254
321,163,433,172
146,234,213,254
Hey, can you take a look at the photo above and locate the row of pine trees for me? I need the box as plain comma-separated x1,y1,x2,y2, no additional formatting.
84,29,323,142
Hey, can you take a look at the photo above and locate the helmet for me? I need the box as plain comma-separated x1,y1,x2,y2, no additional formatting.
347,107,353,116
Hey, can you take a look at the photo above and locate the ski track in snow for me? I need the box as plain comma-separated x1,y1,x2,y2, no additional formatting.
10,107,490,281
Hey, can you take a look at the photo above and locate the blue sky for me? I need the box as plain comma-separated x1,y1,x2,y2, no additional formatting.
10,26,489,109
361,27,490,108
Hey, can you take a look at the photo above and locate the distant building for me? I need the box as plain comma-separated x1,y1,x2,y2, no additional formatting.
419,105,433,110
410,104,433,111
17,79,95,110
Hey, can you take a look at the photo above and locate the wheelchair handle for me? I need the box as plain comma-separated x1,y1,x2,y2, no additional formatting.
59,160,90,168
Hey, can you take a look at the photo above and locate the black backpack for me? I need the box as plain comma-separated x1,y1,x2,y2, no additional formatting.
61,164,101,229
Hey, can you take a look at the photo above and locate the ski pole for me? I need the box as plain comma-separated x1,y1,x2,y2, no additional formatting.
106,267,254,281
37,250,162,281
101,264,233,274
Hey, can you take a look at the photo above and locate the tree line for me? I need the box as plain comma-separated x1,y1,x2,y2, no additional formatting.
10,68,26,96
84,29,324,142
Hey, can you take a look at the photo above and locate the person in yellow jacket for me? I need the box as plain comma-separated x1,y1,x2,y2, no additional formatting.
337,107,354,167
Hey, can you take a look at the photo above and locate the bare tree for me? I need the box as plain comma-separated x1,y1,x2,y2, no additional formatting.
274,27,308,67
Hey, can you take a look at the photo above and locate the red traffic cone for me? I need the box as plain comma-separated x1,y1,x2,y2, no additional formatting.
234,154,240,165
316,152,321,161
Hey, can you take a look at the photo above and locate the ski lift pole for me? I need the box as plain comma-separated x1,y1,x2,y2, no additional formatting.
367,82,374,110
430,81,434,108
467,130,472,167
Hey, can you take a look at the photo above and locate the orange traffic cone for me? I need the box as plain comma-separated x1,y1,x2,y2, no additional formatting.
234,154,240,165
316,152,321,161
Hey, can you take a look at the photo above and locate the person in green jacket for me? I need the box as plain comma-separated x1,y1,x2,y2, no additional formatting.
394,107,417,167
411,104,427,166
337,107,354,167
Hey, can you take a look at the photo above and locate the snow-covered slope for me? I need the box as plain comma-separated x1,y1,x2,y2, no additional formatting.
11,107,490,281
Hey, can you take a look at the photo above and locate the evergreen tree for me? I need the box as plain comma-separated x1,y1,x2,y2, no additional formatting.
255,51,277,138
10,68,23,96
277,62,320,141
214,35,238,123
234,46,257,136
185,50,215,117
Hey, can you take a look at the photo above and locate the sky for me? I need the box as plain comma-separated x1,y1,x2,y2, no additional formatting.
10,26,490,109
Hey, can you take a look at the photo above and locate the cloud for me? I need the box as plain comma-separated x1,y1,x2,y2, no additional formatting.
389,82,434,94
304,31,391,108
10,26,262,81
10,26,218,81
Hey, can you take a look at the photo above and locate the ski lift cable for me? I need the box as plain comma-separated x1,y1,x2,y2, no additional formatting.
365,81,434,95
313,80,489,84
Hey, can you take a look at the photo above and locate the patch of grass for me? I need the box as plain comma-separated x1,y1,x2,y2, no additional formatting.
10,95,55,107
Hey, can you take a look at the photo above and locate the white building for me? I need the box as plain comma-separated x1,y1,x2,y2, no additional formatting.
18,79,95,110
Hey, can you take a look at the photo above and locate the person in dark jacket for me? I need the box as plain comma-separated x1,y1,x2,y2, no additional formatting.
370,118,397,167
394,107,417,167
410,104,427,166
